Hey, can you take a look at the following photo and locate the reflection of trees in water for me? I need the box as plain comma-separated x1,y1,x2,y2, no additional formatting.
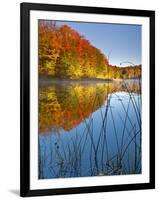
39,80,141,134
38,80,142,178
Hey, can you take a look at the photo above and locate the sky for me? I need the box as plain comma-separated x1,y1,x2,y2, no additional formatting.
56,20,141,67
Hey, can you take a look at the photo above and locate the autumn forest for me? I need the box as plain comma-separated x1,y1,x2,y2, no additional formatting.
38,20,142,179
38,20,141,80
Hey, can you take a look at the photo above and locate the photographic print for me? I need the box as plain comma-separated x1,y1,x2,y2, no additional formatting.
20,3,155,197
38,20,142,179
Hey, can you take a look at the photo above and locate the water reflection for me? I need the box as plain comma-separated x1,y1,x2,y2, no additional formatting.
39,80,141,133
38,80,141,179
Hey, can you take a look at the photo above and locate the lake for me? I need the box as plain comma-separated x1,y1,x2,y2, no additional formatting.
38,79,141,179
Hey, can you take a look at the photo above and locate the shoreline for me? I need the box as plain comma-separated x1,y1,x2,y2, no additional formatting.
39,77,114,84
39,77,141,84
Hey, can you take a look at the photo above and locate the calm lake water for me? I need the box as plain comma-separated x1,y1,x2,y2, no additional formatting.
38,80,141,179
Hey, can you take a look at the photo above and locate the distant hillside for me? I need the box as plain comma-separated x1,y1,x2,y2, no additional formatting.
108,64,141,79
38,20,141,80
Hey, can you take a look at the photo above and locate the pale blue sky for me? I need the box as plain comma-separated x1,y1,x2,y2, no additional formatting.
56,21,141,66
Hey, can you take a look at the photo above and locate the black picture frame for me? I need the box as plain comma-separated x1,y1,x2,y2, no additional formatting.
20,2,155,197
